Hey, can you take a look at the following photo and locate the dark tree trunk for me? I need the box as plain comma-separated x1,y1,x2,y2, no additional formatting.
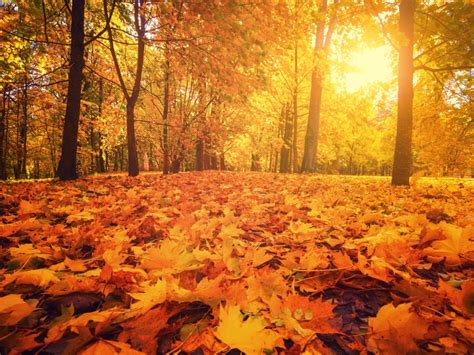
292,36,298,173
1,85,9,180
219,153,226,170
171,158,181,173
392,0,415,186
126,100,139,176
196,138,204,171
57,0,85,180
104,0,144,177
251,153,261,171
162,43,170,175
280,104,292,173
19,77,28,178
210,153,218,170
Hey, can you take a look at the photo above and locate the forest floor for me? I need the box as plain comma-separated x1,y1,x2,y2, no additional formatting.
0,171,473,354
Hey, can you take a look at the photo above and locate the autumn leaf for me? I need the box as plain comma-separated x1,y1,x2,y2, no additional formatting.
2,269,59,288
215,304,282,354
368,303,430,354
80,339,145,355
0,294,38,325
423,223,474,266
129,280,167,311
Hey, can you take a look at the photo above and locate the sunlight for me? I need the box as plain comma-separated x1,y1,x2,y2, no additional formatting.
344,46,395,92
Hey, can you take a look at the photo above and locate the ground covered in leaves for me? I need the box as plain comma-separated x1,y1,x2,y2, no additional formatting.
0,172,473,354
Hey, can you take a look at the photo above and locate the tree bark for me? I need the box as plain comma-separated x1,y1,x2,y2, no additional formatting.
280,104,292,173
104,0,144,177
162,41,171,175
292,43,298,173
196,138,204,171
57,0,85,180
301,0,327,173
126,100,139,176
392,0,415,186
0,85,8,180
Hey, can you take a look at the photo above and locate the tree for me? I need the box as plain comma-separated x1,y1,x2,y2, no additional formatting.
57,0,85,180
391,0,415,186
301,0,337,172
104,0,146,177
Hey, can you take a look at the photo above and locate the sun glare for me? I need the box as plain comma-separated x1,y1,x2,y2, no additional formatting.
344,46,395,92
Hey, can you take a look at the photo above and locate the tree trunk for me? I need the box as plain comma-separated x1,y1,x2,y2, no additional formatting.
220,153,226,170
171,158,181,173
104,0,144,177
251,153,261,171
280,104,292,173
392,0,415,186
96,79,106,173
292,43,298,173
19,76,28,178
301,0,326,173
162,41,170,175
301,68,323,172
1,85,9,180
57,0,85,180
126,100,139,176
196,138,204,171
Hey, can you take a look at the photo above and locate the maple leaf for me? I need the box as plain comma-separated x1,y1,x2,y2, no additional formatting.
368,302,430,354
423,223,474,266
46,309,118,343
79,339,145,355
129,280,167,311
64,257,88,272
2,269,59,288
9,243,52,262
281,295,338,334
219,223,245,238
0,294,38,325
215,304,282,354
18,199,45,215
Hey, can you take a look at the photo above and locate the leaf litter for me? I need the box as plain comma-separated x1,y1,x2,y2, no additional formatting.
0,171,473,354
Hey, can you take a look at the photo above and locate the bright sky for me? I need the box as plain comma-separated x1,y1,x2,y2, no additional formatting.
343,46,395,92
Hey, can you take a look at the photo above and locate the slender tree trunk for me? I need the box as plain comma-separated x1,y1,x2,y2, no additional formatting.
126,100,139,176
196,138,204,171
57,0,85,180
1,86,9,180
392,0,415,186
104,0,144,177
301,0,326,173
20,76,28,178
292,43,298,173
292,0,299,173
219,153,226,170
280,104,292,173
162,42,170,175
97,79,106,172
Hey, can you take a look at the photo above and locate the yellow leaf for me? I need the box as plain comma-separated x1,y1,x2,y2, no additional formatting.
129,280,167,311
0,294,38,325
64,257,87,272
215,304,281,354
2,269,59,288
423,224,474,266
